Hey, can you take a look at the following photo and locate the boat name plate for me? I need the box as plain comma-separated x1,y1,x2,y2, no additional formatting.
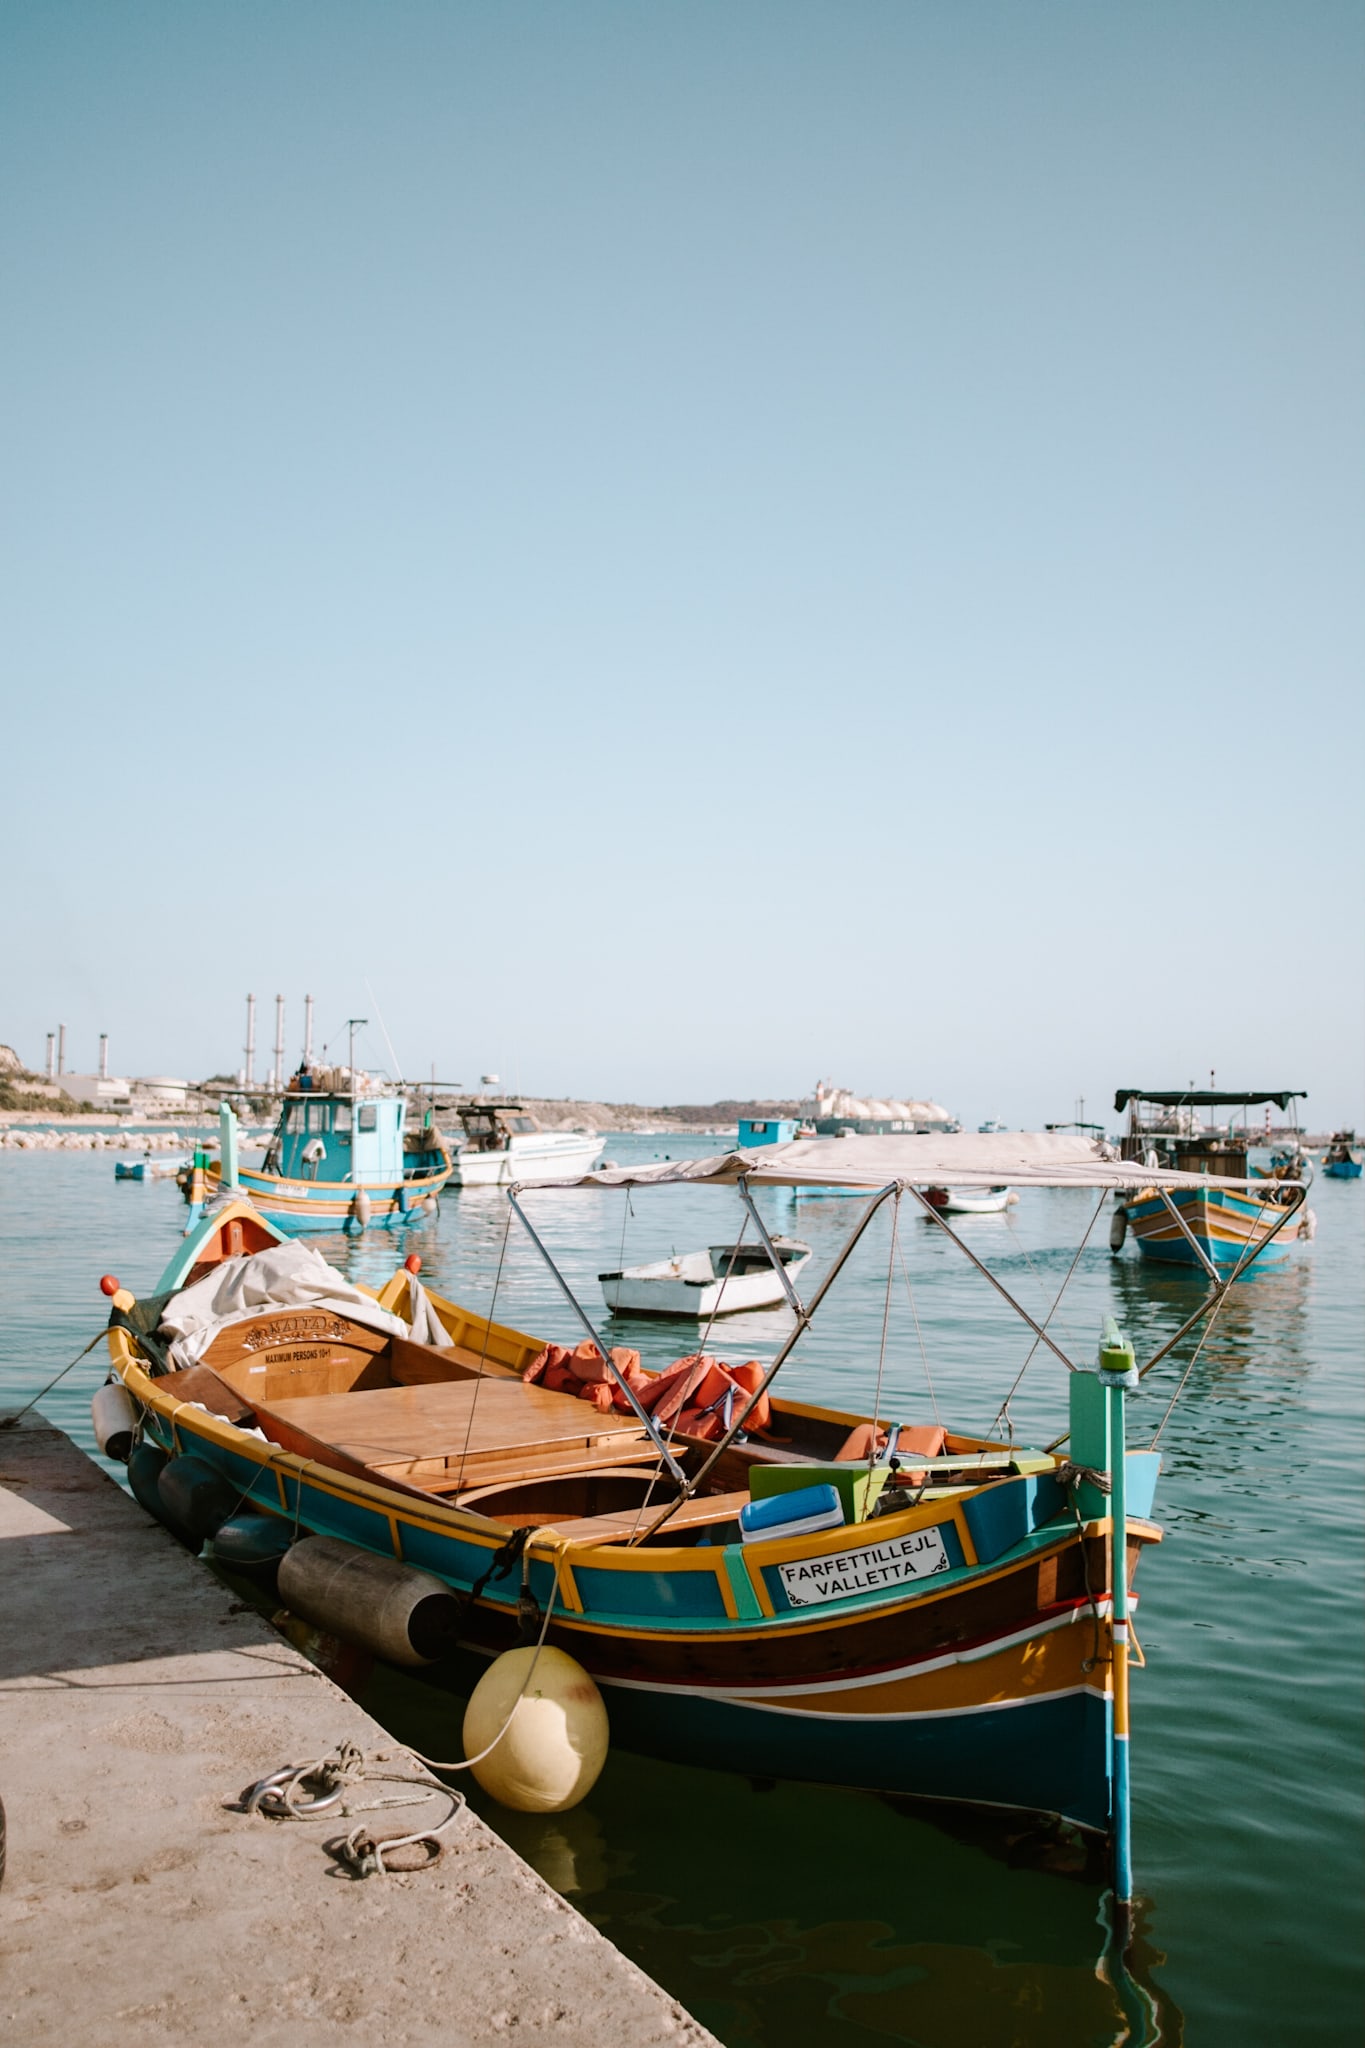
242,1314,355,1352
777,1525,950,1606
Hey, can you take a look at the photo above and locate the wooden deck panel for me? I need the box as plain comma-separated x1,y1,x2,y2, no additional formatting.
261,1377,648,1473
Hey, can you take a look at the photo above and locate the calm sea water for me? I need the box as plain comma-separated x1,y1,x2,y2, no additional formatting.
2,1134,1361,2045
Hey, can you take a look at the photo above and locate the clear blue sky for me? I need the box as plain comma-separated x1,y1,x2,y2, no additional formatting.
3,1,1361,1127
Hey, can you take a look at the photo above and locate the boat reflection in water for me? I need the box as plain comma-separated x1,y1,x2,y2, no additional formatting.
361,1656,1183,2048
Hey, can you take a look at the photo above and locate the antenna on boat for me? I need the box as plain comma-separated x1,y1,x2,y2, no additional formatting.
365,977,404,1085
347,1019,367,1104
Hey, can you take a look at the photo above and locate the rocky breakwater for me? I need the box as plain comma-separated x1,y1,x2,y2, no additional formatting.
0,1128,189,1152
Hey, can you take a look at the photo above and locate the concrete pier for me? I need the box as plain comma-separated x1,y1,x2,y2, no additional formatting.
0,1418,717,2047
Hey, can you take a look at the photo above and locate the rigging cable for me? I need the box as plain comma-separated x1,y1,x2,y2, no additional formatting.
867,1191,900,1483
985,1189,1107,1442
1146,1281,1236,1448
453,1204,515,1486
896,1231,940,1429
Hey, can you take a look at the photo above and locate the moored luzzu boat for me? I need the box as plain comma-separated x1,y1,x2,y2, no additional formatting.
98,1130,1292,1923
1112,1087,1314,1272
186,1080,452,1234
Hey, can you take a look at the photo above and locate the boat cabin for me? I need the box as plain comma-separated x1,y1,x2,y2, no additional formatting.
262,1089,440,1186
448,1099,539,1155
738,1118,799,1148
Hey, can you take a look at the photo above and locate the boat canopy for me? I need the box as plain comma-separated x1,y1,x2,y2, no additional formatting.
521,1130,1294,1194
1114,1089,1306,1112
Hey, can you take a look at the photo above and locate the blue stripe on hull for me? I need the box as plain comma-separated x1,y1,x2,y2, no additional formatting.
1133,1232,1293,1270
236,1172,439,1233
1126,1187,1298,1271
418,1653,1114,1833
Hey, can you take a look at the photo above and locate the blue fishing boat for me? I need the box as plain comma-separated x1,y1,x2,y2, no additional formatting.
114,1159,149,1182
1112,1089,1313,1273
1323,1132,1362,1180
98,1127,1294,1933
189,1080,452,1234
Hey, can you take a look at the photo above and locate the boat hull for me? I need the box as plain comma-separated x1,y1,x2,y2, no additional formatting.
601,1260,809,1318
1324,1159,1362,1180
1124,1184,1305,1270
418,1624,1114,1828
226,1163,452,1232
105,1365,1151,1834
449,1136,605,1187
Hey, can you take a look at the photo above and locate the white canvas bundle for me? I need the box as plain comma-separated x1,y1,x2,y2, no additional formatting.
159,1240,409,1369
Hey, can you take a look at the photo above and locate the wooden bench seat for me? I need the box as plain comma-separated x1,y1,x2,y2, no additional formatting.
551,1490,751,1548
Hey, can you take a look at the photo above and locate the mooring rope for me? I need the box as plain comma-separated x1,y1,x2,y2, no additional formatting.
0,1329,109,1430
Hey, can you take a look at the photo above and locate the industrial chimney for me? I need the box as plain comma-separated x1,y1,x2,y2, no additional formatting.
57,1024,66,1076
245,994,256,1088
99,1033,109,1080
273,995,286,1092
304,993,314,1065
46,1033,55,1079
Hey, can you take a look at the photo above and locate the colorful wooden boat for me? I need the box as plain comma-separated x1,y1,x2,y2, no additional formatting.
1113,1088,1312,1272
100,1129,1282,1933
191,1088,452,1234
1323,1132,1362,1180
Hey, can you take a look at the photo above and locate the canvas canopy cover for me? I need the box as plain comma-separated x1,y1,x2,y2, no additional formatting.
521,1130,1296,1195
1113,1089,1306,1112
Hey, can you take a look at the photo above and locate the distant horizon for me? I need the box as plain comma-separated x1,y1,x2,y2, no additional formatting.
1,1026,1339,1138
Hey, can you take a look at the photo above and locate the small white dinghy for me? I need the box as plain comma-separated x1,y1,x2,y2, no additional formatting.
922,1185,1016,1216
600,1237,812,1318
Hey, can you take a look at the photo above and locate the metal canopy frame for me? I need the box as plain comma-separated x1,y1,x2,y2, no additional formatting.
508,1159,1304,1504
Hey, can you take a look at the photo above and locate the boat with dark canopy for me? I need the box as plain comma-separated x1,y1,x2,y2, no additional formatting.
1112,1088,1313,1272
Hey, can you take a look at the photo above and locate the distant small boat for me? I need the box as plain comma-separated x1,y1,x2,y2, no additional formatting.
114,1159,149,1182
600,1237,812,1318
923,1185,1014,1216
446,1099,604,1187
1323,1132,1362,1180
737,1117,801,1148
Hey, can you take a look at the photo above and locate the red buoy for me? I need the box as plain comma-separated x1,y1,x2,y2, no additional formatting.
99,1274,120,1297
404,1253,422,1274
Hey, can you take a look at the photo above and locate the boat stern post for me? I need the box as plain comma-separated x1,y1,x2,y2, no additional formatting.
1100,1314,1140,1944
219,1099,240,1191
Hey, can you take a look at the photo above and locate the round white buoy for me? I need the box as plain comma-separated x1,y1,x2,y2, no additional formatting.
463,1647,609,1814
1109,1205,1128,1252
349,1187,372,1232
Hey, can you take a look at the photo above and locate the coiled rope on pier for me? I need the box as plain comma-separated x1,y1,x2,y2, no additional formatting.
238,1552,565,1876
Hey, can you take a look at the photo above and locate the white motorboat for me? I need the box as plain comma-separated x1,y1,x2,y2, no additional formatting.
445,1098,605,1187
922,1185,1015,1216
600,1236,812,1318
